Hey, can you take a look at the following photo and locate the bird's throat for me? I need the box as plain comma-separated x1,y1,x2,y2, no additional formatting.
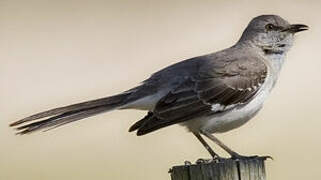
262,48,285,55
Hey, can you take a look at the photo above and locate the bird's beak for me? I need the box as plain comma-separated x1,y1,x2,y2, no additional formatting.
282,24,309,33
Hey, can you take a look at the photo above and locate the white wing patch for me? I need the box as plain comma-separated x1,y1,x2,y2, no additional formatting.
211,104,237,112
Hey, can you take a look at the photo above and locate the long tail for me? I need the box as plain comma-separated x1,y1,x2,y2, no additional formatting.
10,92,132,135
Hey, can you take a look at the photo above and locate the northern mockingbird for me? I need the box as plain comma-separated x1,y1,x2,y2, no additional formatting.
10,15,308,159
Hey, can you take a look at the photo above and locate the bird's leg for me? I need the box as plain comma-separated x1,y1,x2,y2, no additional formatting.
200,130,272,160
193,132,220,159
200,130,239,158
200,130,257,159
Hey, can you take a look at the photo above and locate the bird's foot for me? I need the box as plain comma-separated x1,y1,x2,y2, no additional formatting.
195,155,226,164
184,161,192,166
231,153,273,160
195,158,212,164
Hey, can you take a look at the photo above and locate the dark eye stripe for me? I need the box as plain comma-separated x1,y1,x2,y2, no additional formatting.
265,23,283,31
265,24,275,30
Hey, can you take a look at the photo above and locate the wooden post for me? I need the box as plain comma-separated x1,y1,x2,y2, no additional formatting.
169,157,267,180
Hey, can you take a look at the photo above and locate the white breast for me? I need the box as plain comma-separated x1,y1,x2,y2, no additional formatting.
183,66,277,133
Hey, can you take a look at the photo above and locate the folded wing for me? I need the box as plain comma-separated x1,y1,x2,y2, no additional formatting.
129,58,267,135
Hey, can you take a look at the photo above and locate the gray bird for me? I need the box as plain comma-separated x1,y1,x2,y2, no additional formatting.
10,15,308,159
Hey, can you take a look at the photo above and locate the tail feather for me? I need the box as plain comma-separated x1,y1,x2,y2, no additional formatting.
128,112,152,132
10,93,129,127
10,92,132,134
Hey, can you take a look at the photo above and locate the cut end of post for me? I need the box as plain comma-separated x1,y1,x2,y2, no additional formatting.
169,156,268,180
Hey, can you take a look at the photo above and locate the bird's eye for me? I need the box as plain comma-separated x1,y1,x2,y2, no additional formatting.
265,23,276,31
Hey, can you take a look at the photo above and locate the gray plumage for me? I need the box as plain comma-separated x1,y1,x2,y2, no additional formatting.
10,15,308,158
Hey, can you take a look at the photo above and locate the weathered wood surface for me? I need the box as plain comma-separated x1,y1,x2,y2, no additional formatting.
169,157,267,180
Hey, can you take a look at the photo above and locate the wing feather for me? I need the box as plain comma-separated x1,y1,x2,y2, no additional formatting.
130,57,268,135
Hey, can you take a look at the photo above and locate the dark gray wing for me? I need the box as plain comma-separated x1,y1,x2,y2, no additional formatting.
129,58,267,135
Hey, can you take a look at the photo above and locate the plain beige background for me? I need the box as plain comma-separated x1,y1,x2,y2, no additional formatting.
1,0,320,179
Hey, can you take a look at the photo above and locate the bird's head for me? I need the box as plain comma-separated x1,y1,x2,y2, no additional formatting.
239,15,308,55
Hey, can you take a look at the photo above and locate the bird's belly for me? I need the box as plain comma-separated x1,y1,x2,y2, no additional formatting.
199,103,263,133
182,78,274,133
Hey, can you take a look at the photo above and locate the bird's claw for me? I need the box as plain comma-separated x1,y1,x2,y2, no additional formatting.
261,155,273,160
195,158,213,164
195,155,226,164
231,154,273,160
